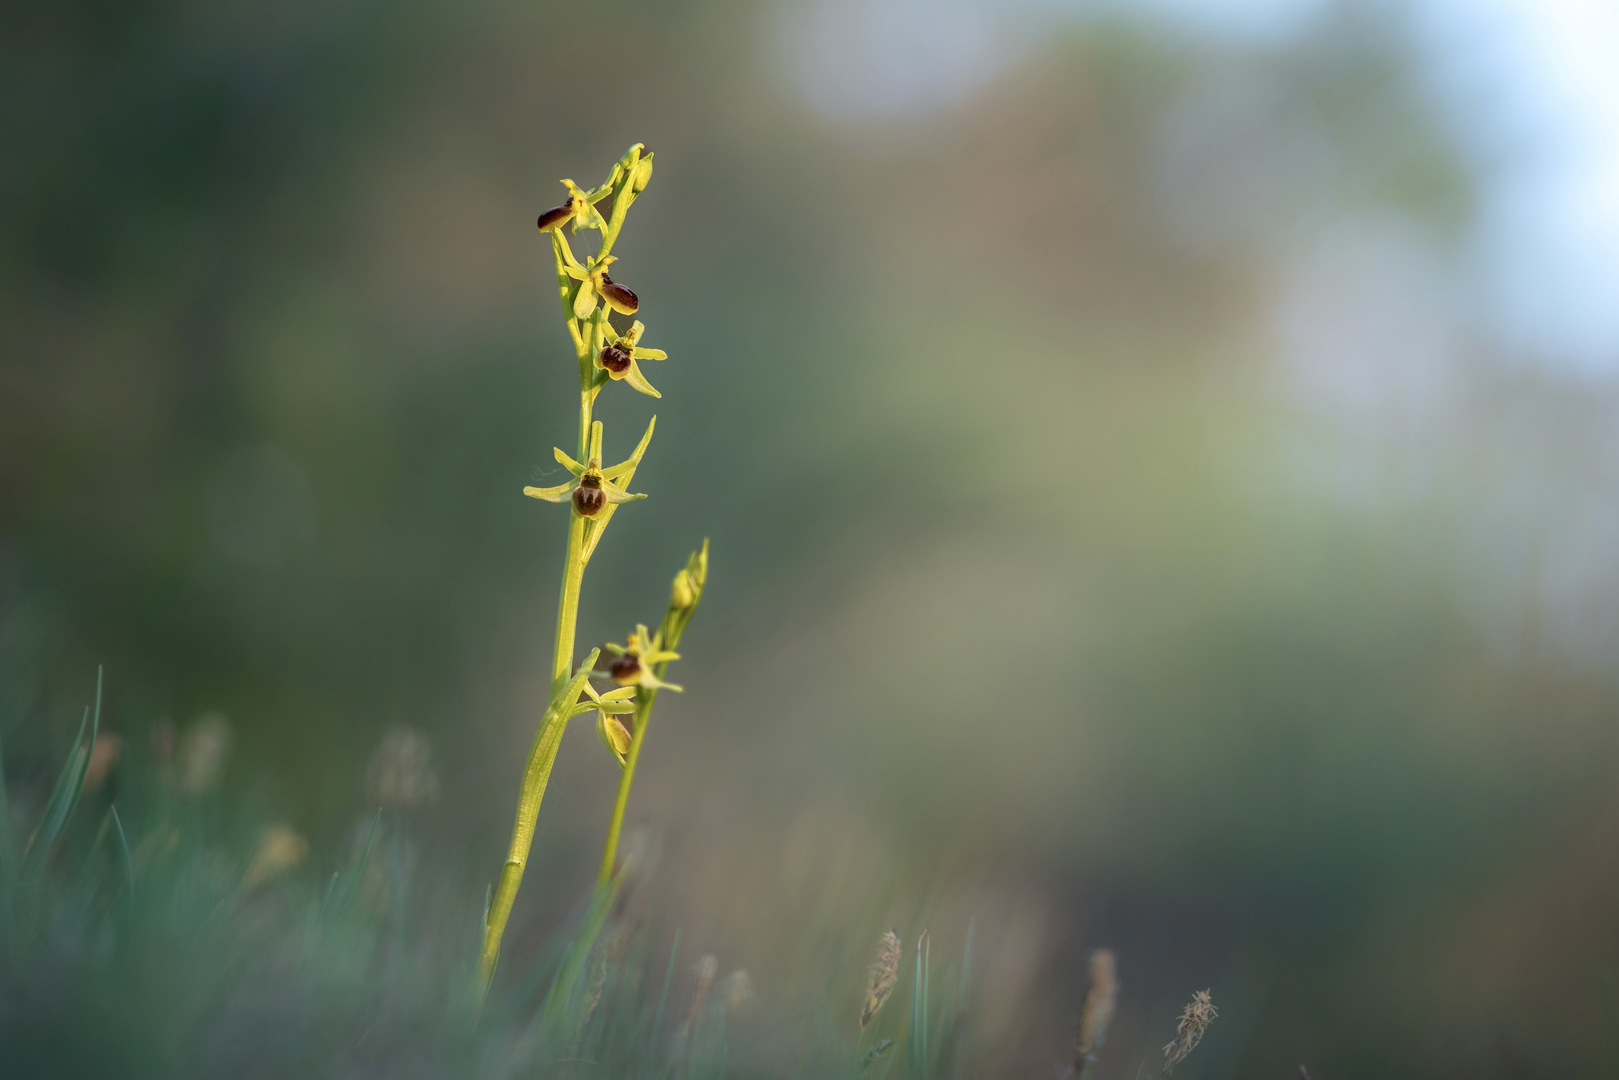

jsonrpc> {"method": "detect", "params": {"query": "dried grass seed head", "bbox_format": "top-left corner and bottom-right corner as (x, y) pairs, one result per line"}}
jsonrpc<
(861, 929), (902, 1028)
(1162, 989), (1217, 1074)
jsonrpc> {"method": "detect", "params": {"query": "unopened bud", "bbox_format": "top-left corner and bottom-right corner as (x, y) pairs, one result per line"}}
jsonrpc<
(573, 476), (607, 517)
(616, 143), (643, 178)
(537, 204), (572, 232)
(670, 569), (694, 609)
(599, 277), (639, 315)
(632, 153), (654, 193)
(597, 710), (633, 765)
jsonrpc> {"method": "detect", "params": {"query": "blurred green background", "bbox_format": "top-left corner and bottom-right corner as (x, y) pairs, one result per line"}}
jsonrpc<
(6, 0), (1619, 1075)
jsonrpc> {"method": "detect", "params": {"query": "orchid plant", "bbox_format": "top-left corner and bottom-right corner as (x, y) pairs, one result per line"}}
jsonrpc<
(478, 144), (709, 994)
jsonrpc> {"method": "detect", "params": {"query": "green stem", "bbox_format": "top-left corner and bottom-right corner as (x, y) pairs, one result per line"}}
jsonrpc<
(479, 656), (599, 991)
(594, 173), (635, 263)
(596, 688), (657, 889)
(483, 369), (594, 994)
(594, 538), (704, 887)
(552, 513), (585, 693)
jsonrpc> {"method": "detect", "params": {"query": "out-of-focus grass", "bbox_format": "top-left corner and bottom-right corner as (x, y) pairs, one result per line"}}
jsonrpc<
(0, 674), (1002, 1079)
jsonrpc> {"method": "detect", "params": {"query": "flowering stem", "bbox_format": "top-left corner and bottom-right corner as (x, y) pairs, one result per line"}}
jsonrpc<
(552, 512), (586, 692)
(482, 144), (662, 998)
(596, 689), (656, 889)
(479, 655), (600, 990)
(594, 545), (706, 888)
(483, 325), (597, 994)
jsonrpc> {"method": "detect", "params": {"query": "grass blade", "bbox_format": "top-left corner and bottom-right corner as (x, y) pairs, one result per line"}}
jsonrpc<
(0, 734), (14, 874)
(649, 928), (681, 1069)
(109, 804), (134, 897)
(23, 666), (103, 870)
(909, 930), (930, 1078)
(333, 808), (382, 919)
(0, 733), (16, 944)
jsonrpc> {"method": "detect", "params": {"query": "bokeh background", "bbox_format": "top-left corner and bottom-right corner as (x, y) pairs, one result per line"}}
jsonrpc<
(6, 0), (1619, 1075)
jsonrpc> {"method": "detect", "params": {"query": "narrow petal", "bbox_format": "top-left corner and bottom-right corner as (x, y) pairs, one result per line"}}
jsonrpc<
(632, 348), (667, 361)
(622, 361), (662, 399)
(600, 479), (646, 504)
(523, 483), (574, 502)
(553, 447), (586, 475)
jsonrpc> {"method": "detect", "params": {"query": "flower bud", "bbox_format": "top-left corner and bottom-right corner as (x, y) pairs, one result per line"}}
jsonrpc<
(632, 153), (654, 193)
(597, 710), (633, 765)
(573, 476), (607, 517)
(670, 569), (694, 609)
(616, 143), (643, 177)
(598, 342), (632, 374)
(599, 277), (639, 315)
(537, 204), (573, 232)
(609, 653), (642, 685)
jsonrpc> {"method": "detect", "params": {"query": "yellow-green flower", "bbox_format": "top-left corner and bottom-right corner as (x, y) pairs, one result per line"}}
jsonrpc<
(523, 423), (648, 518)
(594, 320), (667, 398)
(537, 178), (608, 234)
(602, 625), (682, 692)
(571, 680), (637, 767)
(562, 250), (638, 321)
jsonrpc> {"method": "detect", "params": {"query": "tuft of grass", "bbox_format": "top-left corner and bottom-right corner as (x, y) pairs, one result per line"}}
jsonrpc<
(2, 676), (999, 1080)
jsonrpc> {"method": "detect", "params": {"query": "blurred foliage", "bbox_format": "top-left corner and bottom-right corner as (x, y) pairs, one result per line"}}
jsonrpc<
(4, 0), (1619, 1077)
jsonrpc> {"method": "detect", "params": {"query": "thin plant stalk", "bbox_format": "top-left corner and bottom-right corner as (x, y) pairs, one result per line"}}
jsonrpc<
(596, 541), (708, 889)
(479, 143), (661, 993)
(481, 658), (601, 987)
(541, 543), (708, 1024)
